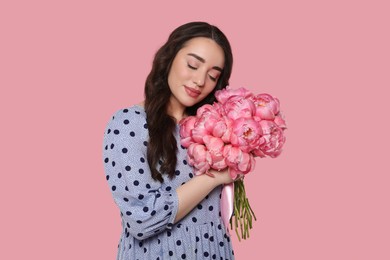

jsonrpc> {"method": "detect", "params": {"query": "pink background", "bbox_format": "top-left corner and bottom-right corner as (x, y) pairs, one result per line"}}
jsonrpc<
(1, 0), (389, 259)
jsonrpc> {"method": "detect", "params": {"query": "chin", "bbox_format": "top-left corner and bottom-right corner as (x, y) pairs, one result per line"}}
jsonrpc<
(182, 102), (197, 108)
(179, 98), (199, 108)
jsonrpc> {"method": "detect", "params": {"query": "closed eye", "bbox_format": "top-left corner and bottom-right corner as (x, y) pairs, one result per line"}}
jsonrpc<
(209, 75), (217, 81)
(187, 64), (197, 70)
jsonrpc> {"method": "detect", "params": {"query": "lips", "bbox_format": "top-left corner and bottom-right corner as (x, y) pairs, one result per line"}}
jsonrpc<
(184, 86), (201, 98)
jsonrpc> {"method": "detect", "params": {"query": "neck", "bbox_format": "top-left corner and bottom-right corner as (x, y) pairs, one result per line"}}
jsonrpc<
(168, 98), (186, 123)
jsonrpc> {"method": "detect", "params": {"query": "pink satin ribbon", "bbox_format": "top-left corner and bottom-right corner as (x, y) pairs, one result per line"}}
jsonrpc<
(220, 182), (234, 233)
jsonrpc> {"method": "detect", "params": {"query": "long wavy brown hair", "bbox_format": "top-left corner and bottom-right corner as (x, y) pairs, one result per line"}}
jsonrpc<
(144, 21), (233, 182)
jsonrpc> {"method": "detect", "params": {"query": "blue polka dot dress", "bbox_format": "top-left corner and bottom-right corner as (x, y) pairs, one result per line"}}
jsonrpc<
(102, 105), (235, 260)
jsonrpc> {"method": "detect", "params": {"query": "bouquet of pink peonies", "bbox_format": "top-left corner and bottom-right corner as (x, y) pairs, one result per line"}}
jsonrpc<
(179, 87), (287, 240)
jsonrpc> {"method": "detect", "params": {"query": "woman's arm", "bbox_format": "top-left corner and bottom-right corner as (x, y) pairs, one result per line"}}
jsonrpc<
(174, 168), (233, 223)
(103, 108), (179, 240)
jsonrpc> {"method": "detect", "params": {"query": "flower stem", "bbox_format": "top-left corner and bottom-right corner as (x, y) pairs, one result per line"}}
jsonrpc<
(229, 179), (257, 241)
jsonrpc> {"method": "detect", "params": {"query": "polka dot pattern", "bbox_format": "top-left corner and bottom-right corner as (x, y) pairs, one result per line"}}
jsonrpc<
(102, 105), (235, 259)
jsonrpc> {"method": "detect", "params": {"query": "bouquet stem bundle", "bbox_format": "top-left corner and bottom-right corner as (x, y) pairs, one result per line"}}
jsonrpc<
(230, 179), (257, 241)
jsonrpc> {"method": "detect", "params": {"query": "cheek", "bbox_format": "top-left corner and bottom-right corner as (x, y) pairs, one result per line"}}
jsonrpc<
(168, 66), (179, 86)
(169, 62), (191, 85)
(201, 83), (217, 98)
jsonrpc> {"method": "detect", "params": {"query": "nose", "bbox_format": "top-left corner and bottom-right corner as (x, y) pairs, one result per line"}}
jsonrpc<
(193, 70), (206, 87)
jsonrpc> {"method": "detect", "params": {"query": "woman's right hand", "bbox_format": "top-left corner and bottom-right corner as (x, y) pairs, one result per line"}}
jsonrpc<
(208, 168), (234, 185)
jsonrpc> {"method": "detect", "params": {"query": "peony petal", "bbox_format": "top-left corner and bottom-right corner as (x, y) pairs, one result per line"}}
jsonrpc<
(180, 136), (193, 148)
(229, 168), (239, 179)
(274, 115), (287, 129)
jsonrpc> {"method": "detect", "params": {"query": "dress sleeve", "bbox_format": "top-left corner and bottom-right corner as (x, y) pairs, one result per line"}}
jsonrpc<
(102, 108), (179, 240)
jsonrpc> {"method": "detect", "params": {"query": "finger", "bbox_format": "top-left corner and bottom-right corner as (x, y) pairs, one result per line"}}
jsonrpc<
(205, 171), (215, 178)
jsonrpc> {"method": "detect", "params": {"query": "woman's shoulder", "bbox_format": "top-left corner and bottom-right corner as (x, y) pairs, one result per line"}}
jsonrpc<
(110, 104), (146, 121)
(105, 104), (147, 131)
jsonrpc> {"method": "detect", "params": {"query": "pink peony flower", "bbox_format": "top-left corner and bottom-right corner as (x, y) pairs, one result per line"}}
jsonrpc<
(190, 104), (219, 143)
(203, 135), (227, 170)
(251, 93), (280, 120)
(215, 87), (254, 104)
(212, 118), (232, 142)
(253, 120), (286, 158)
(187, 143), (212, 175)
(224, 95), (256, 120)
(191, 104), (231, 144)
(211, 102), (233, 142)
(223, 145), (255, 179)
(179, 116), (197, 147)
(230, 117), (263, 153)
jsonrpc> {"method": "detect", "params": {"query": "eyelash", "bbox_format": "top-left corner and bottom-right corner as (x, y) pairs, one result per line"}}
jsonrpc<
(209, 75), (217, 82)
(187, 64), (197, 70)
(187, 64), (218, 82)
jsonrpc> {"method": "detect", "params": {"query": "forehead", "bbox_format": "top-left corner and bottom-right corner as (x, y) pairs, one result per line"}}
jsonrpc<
(179, 37), (225, 67)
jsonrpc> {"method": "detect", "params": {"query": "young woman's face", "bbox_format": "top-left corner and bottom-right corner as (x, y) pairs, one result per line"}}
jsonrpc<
(168, 37), (225, 111)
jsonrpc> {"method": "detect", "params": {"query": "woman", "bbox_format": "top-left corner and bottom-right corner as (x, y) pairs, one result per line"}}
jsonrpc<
(103, 21), (235, 259)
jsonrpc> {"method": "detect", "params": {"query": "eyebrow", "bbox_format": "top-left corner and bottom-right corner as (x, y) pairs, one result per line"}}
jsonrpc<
(187, 53), (223, 72)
